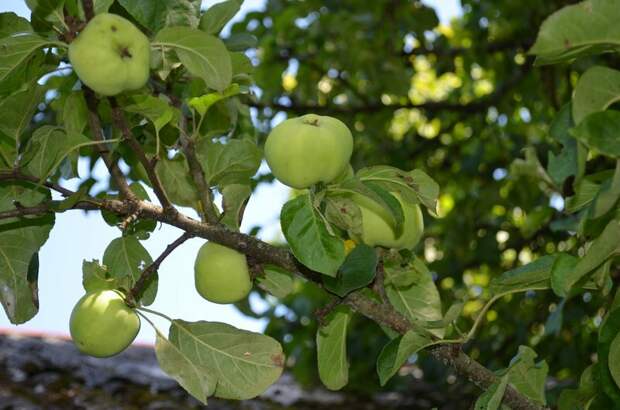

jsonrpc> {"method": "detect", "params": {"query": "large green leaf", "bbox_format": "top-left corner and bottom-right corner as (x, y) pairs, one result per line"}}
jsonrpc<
(474, 374), (509, 410)
(220, 183), (251, 230)
(168, 320), (284, 400)
(155, 154), (199, 208)
(20, 126), (91, 181)
(118, 0), (201, 33)
(316, 306), (351, 391)
(82, 259), (121, 292)
(557, 365), (597, 410)
(0, 182), (53, 324)
(102, 236), (157, 305)
(572, 110), (620, 157)
(384, 257), (443, 337)
(199, 0), (242, 34)
(0, 84), (44, 146)
(122, 94), (178, 145)
(323, 244), (377, 297)
(547, 104), (584, 186)
(505, 346), (548, 404)
(552, 219), (620, 296)
(155, 332), (210, 404)
(154, 27), (232, 91)
(195, 138), (261, 187)
(573, 66), (620, 124)
(0, 12), (31, 39)
(62, 91), (88, 136)
(529, 0), (620, 65)
(489, 255), (556, 295)
(280, 194), (345, 276)
(255, 265), (294, 298)
(0, 34), (58, 84)
(376, 330), (431, 386)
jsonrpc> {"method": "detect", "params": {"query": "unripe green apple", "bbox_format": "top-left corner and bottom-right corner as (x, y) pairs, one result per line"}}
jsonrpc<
(194, 242), (252, 304)
(264, 114), (353, 189)
(353, 193), (424, 249)
(70, 289), (140, 358)
(69, 13), (150, 96)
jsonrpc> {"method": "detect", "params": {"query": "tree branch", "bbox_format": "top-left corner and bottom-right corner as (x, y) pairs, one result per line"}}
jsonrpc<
(128, 232), (193, 305)
(169, 96), (219, 224)
(109, 98), (177, 215)
(0, 170), (74, 197)
(83, 88), (136, 201)
(249, 61), (531, 116)
(3, 171), (546, 409)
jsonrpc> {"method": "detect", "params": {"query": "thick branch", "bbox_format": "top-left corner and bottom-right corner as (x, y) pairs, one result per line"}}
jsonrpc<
(128, 232), (193, 304)
(109, 99), (176, 215)
(3, 173), (545, 409)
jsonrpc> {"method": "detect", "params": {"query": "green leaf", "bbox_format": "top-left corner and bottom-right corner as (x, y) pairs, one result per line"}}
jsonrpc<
(356, 166), (439, 214)
(199, 0), (242, 34)
(118, 0), (201, 33)
(21, 126), (91, 181)
(553, 219), (620, 296)
(154, 27), (232, 92)
(557, 365), (597, 410)
(255, 265), (294, 298)
(220, 183), (250, 230)
(155, 154), (199, 207)
(565, 177), (600, 214)
(316, 306), (351, 391)
(0, 182), (54, 324)
(572, 110), (620, 158)
(608, 333), (620, 390)
(505, 346), (548, 404)
(280, 194), (345, 276)
(63, 91), (89, 136)
(188, 84), (241, 116)
(0, 34), (59, 84)
(598, 307), (620, 401)
(547, 104), (582, 186)
(588, 161), (620, 220)
(510, 147), (555, 187)
(167, 320), (284, 400)
(82, 259), (121, 292)
(339, 177), (404, 234)
(323, 244), (377, 297)
(123, 94), (177, 143)
(490, 255), (557, 295)
(529, 0), (620, 65)
(573, 66), (620, 124)
(196, 138), (261, 187)
(102, 236), (157, 305)
(155, 332), (210, 404)
(226, 33), (258, 52)
(384, 257), (443, 337)
(324, 195), (363, 239)
(0, 13), (32, 39)
(474, 375), (509, 410)
(0, 84), (44, 146)
(376, 330), (431, 386)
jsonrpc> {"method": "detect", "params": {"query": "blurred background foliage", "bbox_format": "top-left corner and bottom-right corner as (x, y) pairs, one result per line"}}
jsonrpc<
(228, 0), (616, 403)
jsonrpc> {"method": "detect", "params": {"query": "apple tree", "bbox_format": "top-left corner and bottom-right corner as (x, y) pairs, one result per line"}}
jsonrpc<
(1, 0), (619, 408)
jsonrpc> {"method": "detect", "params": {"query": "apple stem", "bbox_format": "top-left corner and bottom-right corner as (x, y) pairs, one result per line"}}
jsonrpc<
(302, 118), (320, 127)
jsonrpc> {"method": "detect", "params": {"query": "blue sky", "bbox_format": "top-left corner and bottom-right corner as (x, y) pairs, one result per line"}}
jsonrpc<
(1, 0), (462, 343)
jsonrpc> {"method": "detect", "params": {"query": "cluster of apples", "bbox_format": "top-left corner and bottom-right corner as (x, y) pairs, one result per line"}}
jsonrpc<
(67, 13), (422, 358)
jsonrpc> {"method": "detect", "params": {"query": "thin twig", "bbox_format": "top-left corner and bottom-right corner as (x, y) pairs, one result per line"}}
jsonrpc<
(128, 232), (193, 305)
(170, 95), (218, 223)
(83, 88), (136, 201)
(109, 98), (177, 215)
(0, 170), (74, 197)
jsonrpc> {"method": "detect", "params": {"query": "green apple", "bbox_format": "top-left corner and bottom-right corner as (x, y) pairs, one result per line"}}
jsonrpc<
(264, 114), (353, 189)
(353, 192), (424, 249)
(70, 289), (140, 358)
(194, 242), (252, 304)
(69, 13), (150, 96)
